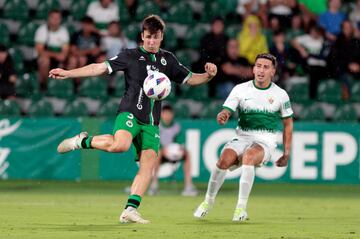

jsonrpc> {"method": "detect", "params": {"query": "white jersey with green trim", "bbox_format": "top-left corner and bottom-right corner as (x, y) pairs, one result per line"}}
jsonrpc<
(223, 80), (293, 147)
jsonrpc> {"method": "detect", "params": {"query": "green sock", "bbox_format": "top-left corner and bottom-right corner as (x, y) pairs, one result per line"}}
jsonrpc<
(125, 194), (142, 209)
(80, 136), (93, 149)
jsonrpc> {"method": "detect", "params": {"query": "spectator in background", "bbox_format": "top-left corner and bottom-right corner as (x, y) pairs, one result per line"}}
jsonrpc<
(218, 39), (253, 98)
(100, 21), (137, 59)
(196, 16), (228, 97)
(268, 0), (297, 29)
(264, 16), (281, 48)
(124, 0), (138, 19)
(270, 30), (295, 86)
(86, 0), (119, 33)
(285, 14), (304, 43)
(68, 17), (101, 70)
(35, 10), (69, 89)
(319, 0), (345, 41)
(328, 20), (360, 99)
(0, 45), (17, 99)
(148, 105), (198, 197)
(349, 0), (360, 38)
(236, 0), (268, 26)
(237, 15), (268, 65)
(292, 23), (329, 99)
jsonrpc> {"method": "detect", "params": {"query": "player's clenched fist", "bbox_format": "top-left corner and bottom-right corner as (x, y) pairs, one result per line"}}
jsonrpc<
(217, 109), (231, 125)
(204, 63), (217, 78)
(49, 68), (70, 80)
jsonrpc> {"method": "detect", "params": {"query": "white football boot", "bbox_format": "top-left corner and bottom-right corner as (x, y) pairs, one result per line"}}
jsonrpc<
(119, 209), (150, 224)
(193, 201), (212, 218)
(232, 207), (248, 222)
(57, 132), (88, 153)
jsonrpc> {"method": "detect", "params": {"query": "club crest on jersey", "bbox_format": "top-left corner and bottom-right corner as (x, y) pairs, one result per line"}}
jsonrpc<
(268, 97), (274, 104)
(161, 57), (167, 66)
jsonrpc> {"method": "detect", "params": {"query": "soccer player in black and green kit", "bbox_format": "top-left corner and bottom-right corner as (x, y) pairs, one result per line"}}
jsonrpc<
(49, 15), (217, 224)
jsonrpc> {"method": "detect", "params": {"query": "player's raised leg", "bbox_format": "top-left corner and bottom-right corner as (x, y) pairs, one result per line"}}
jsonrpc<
(233, 144), (264, 222)
(194, 148), (238, 218)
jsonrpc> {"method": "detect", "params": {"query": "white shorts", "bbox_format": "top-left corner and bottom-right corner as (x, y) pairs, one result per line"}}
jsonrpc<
(221, 136), (275, 169)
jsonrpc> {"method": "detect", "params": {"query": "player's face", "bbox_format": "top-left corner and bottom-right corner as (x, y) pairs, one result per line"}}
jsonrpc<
(253, 58), (275, 86)
(141, 30), (163, 53)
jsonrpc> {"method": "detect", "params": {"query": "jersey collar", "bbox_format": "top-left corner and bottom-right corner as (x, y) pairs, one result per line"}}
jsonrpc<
(252, 80), (272, 90)
(139, 46), (160, 54)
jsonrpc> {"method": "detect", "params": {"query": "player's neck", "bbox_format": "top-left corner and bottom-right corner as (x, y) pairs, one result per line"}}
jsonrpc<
(140, 46), (159, 54)
(253, 80), (271, 89)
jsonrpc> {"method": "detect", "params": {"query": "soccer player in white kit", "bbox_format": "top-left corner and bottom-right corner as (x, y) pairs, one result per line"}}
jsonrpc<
(194, 53), (293, 222)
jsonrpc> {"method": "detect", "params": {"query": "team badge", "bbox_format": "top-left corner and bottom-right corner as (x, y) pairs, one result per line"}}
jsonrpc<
(161, 57), (167, 66)
(268, 97), (274, 104)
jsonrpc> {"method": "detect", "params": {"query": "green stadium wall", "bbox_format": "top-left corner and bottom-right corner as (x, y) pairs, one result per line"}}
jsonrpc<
(0, 117), (359, 183)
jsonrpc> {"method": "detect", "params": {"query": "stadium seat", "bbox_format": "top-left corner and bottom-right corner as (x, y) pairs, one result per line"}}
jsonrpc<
(69, 0), (89, 21)
(35, 0), (61, 20)
(181, 84), (208, 101)
(47, 78), (74, 99)
(2, 0), (29, 21)
(174, 50), (192, 69)
(298, 103), (326, 121)
(350, 81), (360, 102)
(28, 99), (54, 117)
(332, 104), (358, 122)
(225, 25), (241, 39)
(97, 101), (118, 118)
(167, 2), (194, 25)
(123, 23), (141, 42)
(0, 99), (21, 117)
(113, 74), (126, 97)
(288, 82), (310, 103)
(17, 22), (39, 46)
(135, 1), (161, 21)
(317, 79), (342, 103)
(0, 23), (10, 47)
(201, 101), (223, 119)
(184, 25), (208, 49)
(15, 73), (40, 98)
(78, 76), (108, 100)
(62, 100), (89, 117)
(163, 27), (177, 50)
(173, 102), (191, 119)
(8, 48), (24, 73)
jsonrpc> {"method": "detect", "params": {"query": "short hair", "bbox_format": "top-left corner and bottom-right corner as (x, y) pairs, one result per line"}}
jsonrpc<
(0, 44), (7, 52)
(81, 16), (94, 24)
(142, 15), (165, 34)
(255, 53), (277, 69)
(48, 9), (62, 16)
(162, 104), (173, 112)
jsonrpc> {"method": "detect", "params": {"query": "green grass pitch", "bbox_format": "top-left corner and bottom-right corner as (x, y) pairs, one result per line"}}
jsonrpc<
(0, 181), (359, 239)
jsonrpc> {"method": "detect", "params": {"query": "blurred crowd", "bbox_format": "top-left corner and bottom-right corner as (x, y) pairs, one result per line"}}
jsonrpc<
(1, 0), (360, 109)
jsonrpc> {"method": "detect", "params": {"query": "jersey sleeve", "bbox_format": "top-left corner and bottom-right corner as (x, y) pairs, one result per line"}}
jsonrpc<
(105, 49), (129, 74)
(222, 85), (241, 113)
(167, 52), (191, 84)
(280, 90), (294, 118)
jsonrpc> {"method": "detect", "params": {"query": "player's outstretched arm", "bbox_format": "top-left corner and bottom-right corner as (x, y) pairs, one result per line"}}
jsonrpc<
(186, 63), (217, 86)
(276, 117), (293, 167)
(217, 109), (231, 125)
(49, 62), (108, 80)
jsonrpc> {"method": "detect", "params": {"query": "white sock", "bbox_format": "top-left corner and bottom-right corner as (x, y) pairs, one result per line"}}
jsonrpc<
(205, 165), (226, 205)
(237, 165), (255, 209)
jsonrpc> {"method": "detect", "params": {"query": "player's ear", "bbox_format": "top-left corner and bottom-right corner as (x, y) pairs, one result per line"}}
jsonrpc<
(141, 32), (145, 41)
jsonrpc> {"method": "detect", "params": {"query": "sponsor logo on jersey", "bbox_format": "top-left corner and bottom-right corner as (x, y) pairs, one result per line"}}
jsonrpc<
(161, 57), (167, 66)
(137, 88), (144, 110)
(139, 56), (145, 61)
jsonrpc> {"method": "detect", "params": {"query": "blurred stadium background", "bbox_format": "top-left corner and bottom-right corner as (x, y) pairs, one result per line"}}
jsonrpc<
(0, 0), (360, 238)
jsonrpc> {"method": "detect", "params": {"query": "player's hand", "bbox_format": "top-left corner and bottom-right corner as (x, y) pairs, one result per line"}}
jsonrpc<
(49, 68), (70, 80)
(204, 63), (217, 78)
(275, 154), (289, 167)
(217, 109), (230, 125)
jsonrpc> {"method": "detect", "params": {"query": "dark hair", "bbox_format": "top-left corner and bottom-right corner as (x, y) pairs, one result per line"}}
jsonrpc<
(142, 15), (165, 34)
(255, 53), (277, 68)
(81, 16), (94, 24)
(48, 9), (62, 16)
(0, 44), (7, 52)
(162, 104), (173, 111)
(211, 16), (224, 24)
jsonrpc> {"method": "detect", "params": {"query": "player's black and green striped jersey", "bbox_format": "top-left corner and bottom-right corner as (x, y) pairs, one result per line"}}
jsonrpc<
(106, 46), (191, 125)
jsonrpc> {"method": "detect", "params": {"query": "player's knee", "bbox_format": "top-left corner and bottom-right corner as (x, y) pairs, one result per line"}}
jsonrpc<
(242, 155), (254, 165)
(216, 160), (231, 170)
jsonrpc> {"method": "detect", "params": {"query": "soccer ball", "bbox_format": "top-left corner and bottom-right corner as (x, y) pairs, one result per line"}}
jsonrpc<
(143, 71), (171, 100)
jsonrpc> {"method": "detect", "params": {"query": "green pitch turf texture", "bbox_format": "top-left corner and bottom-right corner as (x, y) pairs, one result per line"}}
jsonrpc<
(0, 181), (359, 239)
